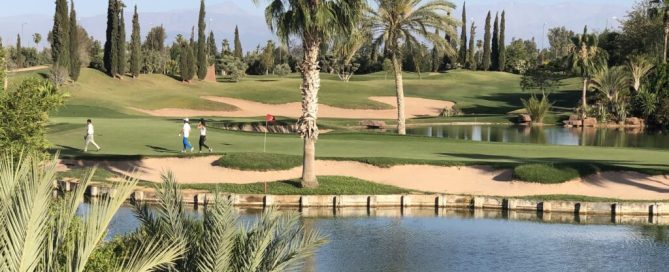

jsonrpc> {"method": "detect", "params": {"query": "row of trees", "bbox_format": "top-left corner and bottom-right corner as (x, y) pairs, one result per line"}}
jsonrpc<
(457, 4), (507, 71)
(51, 0), (82, 80)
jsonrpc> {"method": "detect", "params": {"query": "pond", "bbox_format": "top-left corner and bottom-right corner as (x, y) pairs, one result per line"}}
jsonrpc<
(400, 125), (669, 149)
(104, 205), (669, 272)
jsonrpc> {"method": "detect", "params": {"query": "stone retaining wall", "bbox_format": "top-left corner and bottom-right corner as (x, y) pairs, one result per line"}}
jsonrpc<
(58, 181), (669, 219)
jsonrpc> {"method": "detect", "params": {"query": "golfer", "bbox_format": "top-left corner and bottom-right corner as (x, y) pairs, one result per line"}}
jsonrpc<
(179, 118), (194, 152)
(197, 118), (213, 153)
(84, 119), (101, 152)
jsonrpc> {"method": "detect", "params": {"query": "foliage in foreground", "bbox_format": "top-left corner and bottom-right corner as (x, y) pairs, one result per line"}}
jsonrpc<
(0, 78), (63, 156)
(0, 153), (180, 272)
(129, 172), (327, 271)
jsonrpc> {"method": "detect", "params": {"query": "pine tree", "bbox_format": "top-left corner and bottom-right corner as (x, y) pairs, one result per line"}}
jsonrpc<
(467, 22), (476, 70)
(498, 10), (507, 72)
(69, 0), (81, 81)
(491, 12), (499, 71)
(233, 25), (243, 59)
(130, 5), (141, 78)
(196, 0), (207, 80)
(458, 2), (467, 66)
(51, 0), (69, 68)
(117, 6), (126, 76)
(482, 11), (492, 71)
(104, 0), (119, 76)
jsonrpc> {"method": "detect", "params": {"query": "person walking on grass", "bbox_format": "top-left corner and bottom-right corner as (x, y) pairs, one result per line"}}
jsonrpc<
(179, 118), (194, 153)
(84, 119), (101, 152)
(197, 118), (213, 153)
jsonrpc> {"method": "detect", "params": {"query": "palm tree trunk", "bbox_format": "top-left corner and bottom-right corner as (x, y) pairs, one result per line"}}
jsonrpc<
(581, 78), (588, 109)
(391, 53), (406, 135)
(298, 40), (321, 188)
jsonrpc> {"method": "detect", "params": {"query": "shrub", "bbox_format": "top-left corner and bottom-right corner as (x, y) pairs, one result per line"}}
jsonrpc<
(521, 95), (551, 123)
(221, 56), (248, 82)
(274, 63), (291, 77)
(439, 105), (463, 117)
(512, 163), (580, 184)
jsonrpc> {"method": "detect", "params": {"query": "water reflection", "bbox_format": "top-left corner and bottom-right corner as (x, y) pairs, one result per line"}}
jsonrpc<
(101, 205), (669, 272)
(404, 125), (669, 148)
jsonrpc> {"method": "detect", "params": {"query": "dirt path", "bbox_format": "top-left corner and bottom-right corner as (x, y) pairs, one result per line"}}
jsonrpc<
(58, 156), (669, 200)
(9, 65), (49, 73)
(131, 96), (454, 119)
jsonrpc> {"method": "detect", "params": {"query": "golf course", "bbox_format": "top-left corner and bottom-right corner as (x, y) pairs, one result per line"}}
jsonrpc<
(28, 67), (666, 201)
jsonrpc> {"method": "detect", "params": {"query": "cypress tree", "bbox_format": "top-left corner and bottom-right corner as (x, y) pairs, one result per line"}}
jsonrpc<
(197, 0), (207, 80)
(16, 34), (22, 68)
(467, 22), (476, 70)
(233, 25), (243, 59)
(458, 2), (467, 66)
(499, 10), (507, 71)
(104, 0), (118, 76)
(69, 0), (81, 81)
(482, 11), (492, 71)
(130, 5), (141, 78)
(0, 39), (5, 91)
(491, 12), (499, 71)
(207, 30), (218, 64)
(51, 0), (69, 68)
(180, 41), (191, 82)
(117, 6), (126, 76)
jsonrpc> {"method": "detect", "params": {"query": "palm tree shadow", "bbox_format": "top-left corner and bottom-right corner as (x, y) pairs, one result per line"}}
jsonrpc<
(146, 145), (175, 153)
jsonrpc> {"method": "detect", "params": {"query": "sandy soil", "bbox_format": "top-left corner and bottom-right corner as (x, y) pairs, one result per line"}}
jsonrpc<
(58, 156), (669, 200)
(132, 96), (454, 119)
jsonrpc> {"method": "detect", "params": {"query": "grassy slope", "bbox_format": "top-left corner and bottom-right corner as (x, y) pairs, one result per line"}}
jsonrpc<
(25, 68), (581, 117)
(48, 117), (669, 173)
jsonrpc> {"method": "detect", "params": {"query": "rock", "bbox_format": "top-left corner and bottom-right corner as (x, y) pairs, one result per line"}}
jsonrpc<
(569, 114), (580, 121)
(625, 117), (643, 127)
(583, 117), (597, 127)
(359, 120), (387, 129)
(518, 114), (532, 123)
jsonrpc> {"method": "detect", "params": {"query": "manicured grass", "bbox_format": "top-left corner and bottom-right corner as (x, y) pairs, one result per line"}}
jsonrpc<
(512, 164), (581, 184)
(57, 167), (119, 182)
(9, 68), (582, 118)
(517, 194), (669, 203)
(47, 117), (669, 176)
(216, 153), (302, 171)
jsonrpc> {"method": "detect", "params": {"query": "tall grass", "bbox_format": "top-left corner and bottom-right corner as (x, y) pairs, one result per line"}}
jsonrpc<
(521, 95), (552, 124)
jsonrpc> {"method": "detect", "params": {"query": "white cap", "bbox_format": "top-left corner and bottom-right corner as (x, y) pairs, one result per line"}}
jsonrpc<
(184, 118), (189, 122)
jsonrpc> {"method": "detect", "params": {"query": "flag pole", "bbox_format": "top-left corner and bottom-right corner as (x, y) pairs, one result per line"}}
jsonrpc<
(263, 119), (267, 153)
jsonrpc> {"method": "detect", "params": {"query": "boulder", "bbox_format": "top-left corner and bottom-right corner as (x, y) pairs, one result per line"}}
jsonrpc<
(568, 114), (580, 121)
(625, 117), (643, 127)
(583, 117), (597, 127)
(518, 114), (532, 123)
(359, 120), (387, 129)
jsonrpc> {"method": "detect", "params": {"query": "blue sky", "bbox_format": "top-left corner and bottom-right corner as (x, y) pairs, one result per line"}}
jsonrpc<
(1, 0), (636, 49)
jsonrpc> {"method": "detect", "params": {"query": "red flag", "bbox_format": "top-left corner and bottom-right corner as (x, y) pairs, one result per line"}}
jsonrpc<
(265, 114), (275, 123)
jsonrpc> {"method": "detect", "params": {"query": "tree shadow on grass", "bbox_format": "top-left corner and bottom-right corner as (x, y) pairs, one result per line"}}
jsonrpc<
(438, 152), (669, 193)
(146, 145), (175, 153)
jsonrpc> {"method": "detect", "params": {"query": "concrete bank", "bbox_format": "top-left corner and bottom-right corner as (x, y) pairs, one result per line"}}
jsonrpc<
(61, 182), (669, 222)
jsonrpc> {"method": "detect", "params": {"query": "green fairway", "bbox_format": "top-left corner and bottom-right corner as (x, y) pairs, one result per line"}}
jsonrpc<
(15, 68), (582, 118)
(48, 116), (669, 174)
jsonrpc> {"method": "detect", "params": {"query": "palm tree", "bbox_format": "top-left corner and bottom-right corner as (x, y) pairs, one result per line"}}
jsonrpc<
(255, 0), (366, 188)
(568, 26), (607, 111)
(0, 153), (182, 272)
(132, 172), (326, 271)
(590, 66), (630, 121)
(627, 55), (654, 92)
(368, 0), (458, 134)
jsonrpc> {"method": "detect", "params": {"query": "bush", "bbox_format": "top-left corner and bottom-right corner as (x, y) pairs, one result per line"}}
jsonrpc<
(0, 78), (63, 154)
(221, 56), (247, 82)
(439, 105), (463, 117)
(512, 163), (580, 184)
(521, 95), (551, 123)
(274, 63), (291, 77)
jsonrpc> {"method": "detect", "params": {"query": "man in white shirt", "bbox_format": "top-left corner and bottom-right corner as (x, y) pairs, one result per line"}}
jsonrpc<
(84, 119), (101, 152)
(179, 118), (194, 152)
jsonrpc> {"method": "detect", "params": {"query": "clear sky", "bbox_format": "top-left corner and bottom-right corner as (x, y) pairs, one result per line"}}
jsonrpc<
(1, 0), (636, 49)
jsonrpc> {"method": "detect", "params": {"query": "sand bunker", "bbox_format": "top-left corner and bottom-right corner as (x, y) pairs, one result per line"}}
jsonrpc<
(58, 156), (669, 200)
(132, 96), (454, 119)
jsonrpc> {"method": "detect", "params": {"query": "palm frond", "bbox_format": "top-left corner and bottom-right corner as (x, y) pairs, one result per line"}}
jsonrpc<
(115, 236), (185, 272)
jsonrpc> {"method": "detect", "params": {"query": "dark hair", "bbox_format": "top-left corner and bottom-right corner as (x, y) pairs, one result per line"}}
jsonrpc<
(200, 118), (206, 126)
(87, 119), (92, 123)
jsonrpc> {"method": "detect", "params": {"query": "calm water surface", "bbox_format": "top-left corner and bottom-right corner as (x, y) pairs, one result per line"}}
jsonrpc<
(103, 205), (669, 272)
(401, 125), (669, 149)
